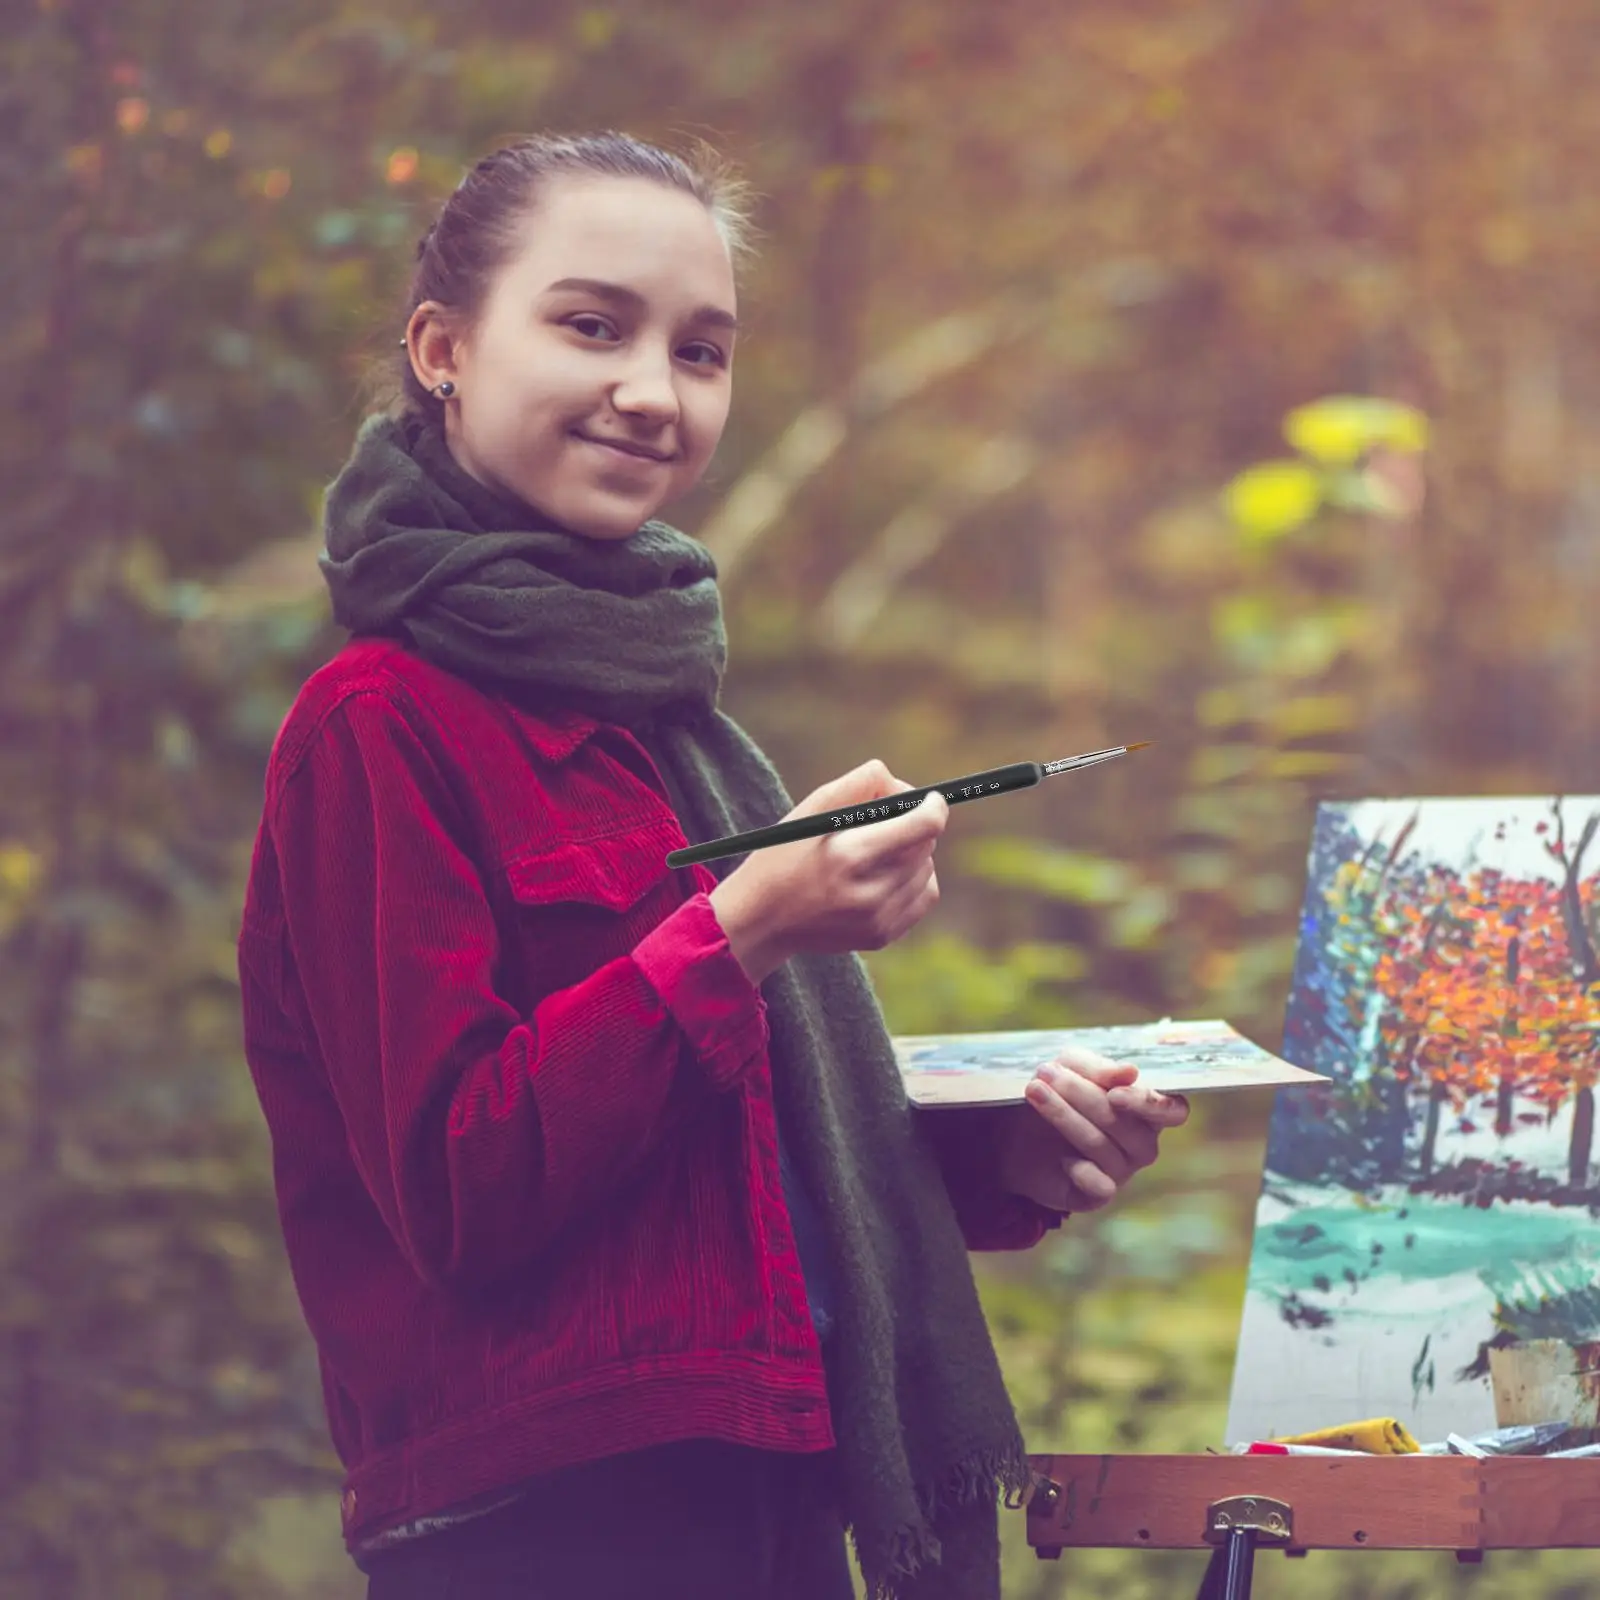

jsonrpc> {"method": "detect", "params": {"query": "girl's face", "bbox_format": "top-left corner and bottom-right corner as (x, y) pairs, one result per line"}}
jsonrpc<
(413, 175), (738, 541)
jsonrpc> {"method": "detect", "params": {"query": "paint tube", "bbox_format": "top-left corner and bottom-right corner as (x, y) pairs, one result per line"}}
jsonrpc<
(1419, 1422), (1587, 1456)
(1274, 1417), (1421, 1454)
(1233, 1442), (1370, 1456)
(1458, 1421), (1573, 1455)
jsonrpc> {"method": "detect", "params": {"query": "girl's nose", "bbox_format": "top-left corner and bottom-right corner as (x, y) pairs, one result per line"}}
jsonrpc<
(611, 348), (680, 422)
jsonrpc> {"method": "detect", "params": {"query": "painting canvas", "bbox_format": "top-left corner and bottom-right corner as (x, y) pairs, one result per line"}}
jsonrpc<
(894, 1019), (1324, 1109)
(1227, 796), (1600, 1446)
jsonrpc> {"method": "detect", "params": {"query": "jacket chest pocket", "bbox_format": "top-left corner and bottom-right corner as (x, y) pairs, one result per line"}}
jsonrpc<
(497, 814), (689, 1005)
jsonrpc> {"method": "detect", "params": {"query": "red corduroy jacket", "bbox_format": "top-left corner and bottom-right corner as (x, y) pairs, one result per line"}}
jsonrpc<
(237, 638), (1057, 1555)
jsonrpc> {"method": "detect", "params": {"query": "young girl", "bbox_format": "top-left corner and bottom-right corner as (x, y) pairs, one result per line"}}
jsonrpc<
(237, 132), (1188, 1600)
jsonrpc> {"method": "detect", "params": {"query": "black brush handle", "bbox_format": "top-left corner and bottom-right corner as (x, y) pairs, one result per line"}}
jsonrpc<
(665, 762), (1043, 869)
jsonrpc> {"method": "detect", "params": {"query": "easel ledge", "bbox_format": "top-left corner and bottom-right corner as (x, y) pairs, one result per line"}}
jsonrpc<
(1023, 1453), (1600, 1590)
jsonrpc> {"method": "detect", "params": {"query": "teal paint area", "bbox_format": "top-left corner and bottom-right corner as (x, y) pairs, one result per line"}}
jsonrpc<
(1254, 1185), (1600, 1307)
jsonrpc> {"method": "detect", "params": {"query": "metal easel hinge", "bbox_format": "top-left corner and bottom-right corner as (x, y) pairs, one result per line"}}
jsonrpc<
(1006, 1471), (1061, 1513)
(1204, 1494), (1294, 1546)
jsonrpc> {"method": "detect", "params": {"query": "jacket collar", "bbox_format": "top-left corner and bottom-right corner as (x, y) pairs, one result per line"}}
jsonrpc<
(520, 709), (600, 764)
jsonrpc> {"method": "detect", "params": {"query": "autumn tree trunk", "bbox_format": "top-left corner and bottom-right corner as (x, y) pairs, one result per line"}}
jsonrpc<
(1571, 1089), (1595, 1189)
(1496, 931), (1520, 1138)
(1550, 811), (1600, 1184)
(1394, 898), (1448, 1180)
(1494, 1070), (1516, 1139)
(1419, 1079), (1449, 1178)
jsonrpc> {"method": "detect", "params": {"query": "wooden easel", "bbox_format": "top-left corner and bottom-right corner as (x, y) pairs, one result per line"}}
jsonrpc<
(1015, 1453), (1600, 1599)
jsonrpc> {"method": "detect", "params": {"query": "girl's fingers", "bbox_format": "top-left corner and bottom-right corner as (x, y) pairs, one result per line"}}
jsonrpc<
(1056, 1050), (1190, 1132)
(1107, 1085), (1191, 1128)
(1023, 1077), (1135, 1184)
(1050, 1046), (1139, 1093)
(1064, 1159), (1118, 1208)
(1023, 1051), (1186, 1200)
(1040, 1063), (1167, 1168)
(1110, 1110), (1162, 1169)
(1040, 1058), (1133, 1131)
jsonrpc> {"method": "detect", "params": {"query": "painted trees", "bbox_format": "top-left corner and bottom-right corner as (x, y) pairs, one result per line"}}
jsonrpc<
(1372, 805), (1600, 1188)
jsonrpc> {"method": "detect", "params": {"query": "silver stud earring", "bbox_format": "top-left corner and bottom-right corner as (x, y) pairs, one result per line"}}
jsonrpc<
(432, 380), (456, 399)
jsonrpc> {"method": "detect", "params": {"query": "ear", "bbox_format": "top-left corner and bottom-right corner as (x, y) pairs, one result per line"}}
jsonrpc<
(406, 301), (462, 393)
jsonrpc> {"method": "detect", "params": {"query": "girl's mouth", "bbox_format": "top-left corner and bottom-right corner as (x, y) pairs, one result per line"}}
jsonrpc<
(574, 432), (674, 464)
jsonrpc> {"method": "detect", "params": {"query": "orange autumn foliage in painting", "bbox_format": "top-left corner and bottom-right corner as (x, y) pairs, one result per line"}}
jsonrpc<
(1374, 871), (1600, 1113)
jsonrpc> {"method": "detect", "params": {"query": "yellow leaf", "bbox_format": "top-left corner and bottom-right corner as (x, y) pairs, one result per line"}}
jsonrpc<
(1283, 396), (1430, 464)
(1220, 460), (1323, 541)
(1266, 750), (1354, 780)
(1190, 742), (1258, 785)
(1196, 686), (1257, 728)
(1268, 693), (1362, 740)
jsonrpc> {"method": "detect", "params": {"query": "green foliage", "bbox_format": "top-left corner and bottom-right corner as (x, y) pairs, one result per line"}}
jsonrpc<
(868, 933), (1088, 1034)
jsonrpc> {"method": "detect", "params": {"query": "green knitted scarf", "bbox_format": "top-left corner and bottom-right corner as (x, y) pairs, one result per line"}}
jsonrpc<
(319, 412), (1029, 1600)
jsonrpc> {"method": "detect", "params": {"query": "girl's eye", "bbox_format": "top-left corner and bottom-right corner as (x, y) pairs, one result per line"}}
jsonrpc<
(680, 342), (728, 369)
(567, 314), (620, 342)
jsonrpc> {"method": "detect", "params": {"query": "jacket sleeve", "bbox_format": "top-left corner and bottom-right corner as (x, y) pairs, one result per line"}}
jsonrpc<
(918, 1107), (1065, 1251)
(266, 687), (770, 1293)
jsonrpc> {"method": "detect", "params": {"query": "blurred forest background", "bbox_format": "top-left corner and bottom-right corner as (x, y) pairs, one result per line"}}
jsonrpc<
(6, 0), (1600, 1595)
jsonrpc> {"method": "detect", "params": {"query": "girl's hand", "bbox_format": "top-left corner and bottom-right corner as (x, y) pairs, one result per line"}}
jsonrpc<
(708, 760), (948, 983)
(996, 1046), (1190, 1214)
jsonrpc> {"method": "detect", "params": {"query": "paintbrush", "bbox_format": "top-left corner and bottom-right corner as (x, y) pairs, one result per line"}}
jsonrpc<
(665, 742), (1152, 868)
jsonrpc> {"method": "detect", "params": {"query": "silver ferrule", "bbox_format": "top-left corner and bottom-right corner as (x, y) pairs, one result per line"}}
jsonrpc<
(1043, 747), (1125, 775)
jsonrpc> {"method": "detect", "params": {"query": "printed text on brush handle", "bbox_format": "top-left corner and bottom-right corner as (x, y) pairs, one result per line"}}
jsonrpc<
(826, 762), (1040, 829)
(664, 763), (1041, 867)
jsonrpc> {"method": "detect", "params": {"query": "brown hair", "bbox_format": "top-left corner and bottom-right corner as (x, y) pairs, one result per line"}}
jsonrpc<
(382, 131), (754, 420)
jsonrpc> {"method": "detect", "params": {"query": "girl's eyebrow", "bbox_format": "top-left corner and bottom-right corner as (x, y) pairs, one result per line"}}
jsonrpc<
(544, 275), (739, 333)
